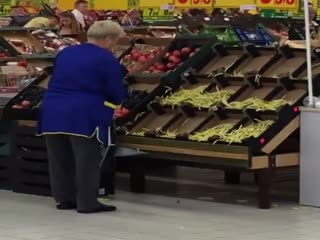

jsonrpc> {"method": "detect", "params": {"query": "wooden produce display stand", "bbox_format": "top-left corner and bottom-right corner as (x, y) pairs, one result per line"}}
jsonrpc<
(117, 43), (320, 209)
(0, 30), (315, 208)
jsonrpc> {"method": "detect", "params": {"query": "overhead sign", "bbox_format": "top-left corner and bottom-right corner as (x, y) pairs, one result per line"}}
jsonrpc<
(140, 0), (174, 8)
(0, 0), (12, 16)
(256, 0), (299, 9)
(142, 7), (174, 20)
(94, 0), (128, 10)
(175, 0), (213, 8)
(214, 0), (255, 8)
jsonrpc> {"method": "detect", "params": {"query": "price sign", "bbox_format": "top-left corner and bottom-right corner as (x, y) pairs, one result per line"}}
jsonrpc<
(94, 0), (128, 10)
(142, 7), (174, 20)
(140, 0), (174, 7)
(175, 0), (213, 8)
(0, 0), (11, 16)
(256, 0), (299, 9)
(0, 4), (10, 15)
(214, 0), (255, 8)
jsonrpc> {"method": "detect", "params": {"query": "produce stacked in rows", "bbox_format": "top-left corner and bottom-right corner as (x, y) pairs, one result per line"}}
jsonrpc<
(121, 46), (163, 73)
(160, 86), (234, 108)
(32, 30), (80, 53)
(145, 47), (200, 74)
(10, 86), (46, 109)
(8, 39), (35, 54)
(130, 120), (274, 144)
(189, 120), (274, 143)
(223, 97), (291, 111)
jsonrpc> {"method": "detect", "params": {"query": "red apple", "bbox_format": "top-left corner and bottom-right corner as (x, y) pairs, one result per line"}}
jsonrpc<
(148, 66), (156, 71)
(166, 62), (176, 70)
(17, 61), (28, 68)
(172, 50), (181, 57)
(169, 56), (181, 64)
(156, 64), (166, 72)
(21, 100), (31, 108)
(138, 56), (148, 64)
(181, 47), (192, 55)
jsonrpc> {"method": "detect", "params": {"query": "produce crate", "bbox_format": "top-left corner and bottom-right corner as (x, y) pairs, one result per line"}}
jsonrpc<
(262, 46), (307, 79)
(133, 37), (213, 83)
(25, 55), (55, 70)
(116, 75), (168, 126)
(0, 28), (47, 55)
(190, 44), (246, 77)
(124, 26), (177, 38)
(233, 25), (276, 46)
(0, 36), (20, 60)
(122, 37), (173, 74)
(3, 69), (51, 120)
(227, 45), (278, 76)
(31, 30), (80, 54)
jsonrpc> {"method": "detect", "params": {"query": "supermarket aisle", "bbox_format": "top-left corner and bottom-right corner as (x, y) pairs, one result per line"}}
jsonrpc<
(0, 190), (320, 240)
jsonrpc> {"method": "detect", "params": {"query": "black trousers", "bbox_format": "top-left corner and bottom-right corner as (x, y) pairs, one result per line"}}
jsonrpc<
(45, 134), (103, 211)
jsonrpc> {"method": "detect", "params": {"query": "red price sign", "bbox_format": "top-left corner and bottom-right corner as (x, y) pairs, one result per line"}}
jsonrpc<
(175, 0), (212, 8)
(256, 0), (298, 9)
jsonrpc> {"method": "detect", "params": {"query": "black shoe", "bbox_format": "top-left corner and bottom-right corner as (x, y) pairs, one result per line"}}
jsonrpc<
(77, 204), (117, 214)
(57, 202), (77, 210)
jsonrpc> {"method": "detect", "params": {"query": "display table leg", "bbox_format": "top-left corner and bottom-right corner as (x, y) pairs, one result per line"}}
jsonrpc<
(257, 168), (272, 209)
(224, 170), (241, 184)
(130, 160), (145, 193)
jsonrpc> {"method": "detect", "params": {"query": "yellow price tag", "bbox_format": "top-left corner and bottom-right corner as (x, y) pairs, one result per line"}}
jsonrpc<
(142, 8), (174, 20)
(0, 4), (11, 15)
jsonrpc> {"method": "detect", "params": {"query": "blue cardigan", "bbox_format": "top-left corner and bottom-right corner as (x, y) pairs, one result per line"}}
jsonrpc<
(38, 43), (125, 144)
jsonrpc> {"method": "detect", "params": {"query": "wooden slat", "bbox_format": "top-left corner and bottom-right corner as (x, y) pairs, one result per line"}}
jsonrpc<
(261, 116), (300, 154)
(118, 143), (249, 160)
(251, 153), (299, 169)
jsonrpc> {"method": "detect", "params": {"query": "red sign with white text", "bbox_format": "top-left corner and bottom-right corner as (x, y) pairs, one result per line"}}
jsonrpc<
(256, 0), (299, 9)
(175, 0), (212, 8)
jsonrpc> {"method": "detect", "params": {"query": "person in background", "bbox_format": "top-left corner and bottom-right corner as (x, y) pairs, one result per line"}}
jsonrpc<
(59, 11), (82, 36)
(24, 15), (59, 28)
(72, 0), (88, 29)
(38, 20), (126, 214)
(120, 9), (140, 26)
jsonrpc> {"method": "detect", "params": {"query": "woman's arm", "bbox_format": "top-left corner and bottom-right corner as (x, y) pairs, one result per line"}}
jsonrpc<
(100, 56), (125, 107)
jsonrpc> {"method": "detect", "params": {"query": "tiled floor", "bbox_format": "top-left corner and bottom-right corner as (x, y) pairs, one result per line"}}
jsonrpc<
(0, 189), (320, 240)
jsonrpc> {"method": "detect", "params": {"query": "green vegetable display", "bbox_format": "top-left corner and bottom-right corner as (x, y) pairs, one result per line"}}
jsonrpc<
(223, 97), (290, 111)
(160, 86), (235, 108)
(189, 123), (234, 142)
(220, 120), (274, 144)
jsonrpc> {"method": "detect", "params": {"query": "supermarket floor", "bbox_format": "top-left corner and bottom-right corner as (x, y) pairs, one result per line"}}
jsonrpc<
(0, 167), (319, 240)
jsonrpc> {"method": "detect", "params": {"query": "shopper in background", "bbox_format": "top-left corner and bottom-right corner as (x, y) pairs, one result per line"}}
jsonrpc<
(120, 9), (140, 26)
(38, 20), (125, 214)
(59, 11), (83, 36)
(72, 0), (88, 29)
(24, 15), (59, 28)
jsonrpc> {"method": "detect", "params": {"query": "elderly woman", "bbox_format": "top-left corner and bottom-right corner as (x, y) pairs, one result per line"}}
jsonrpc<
(38, 20), (125, 214)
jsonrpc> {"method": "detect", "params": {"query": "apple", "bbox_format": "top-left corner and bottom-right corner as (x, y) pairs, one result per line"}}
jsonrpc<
(21, 100), (31, 108)
(181, 47), (192, 55)
(166, 62), (176, 70)
(172, 50), (181, 57)
(169, 56), (181, 64)
(138, 56), (148, 64)
(17, 61), (28, 68)
(156, 64), (166, 71)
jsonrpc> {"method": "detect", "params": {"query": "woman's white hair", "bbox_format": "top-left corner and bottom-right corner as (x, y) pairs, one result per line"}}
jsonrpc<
(87, 20), (125, 39)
